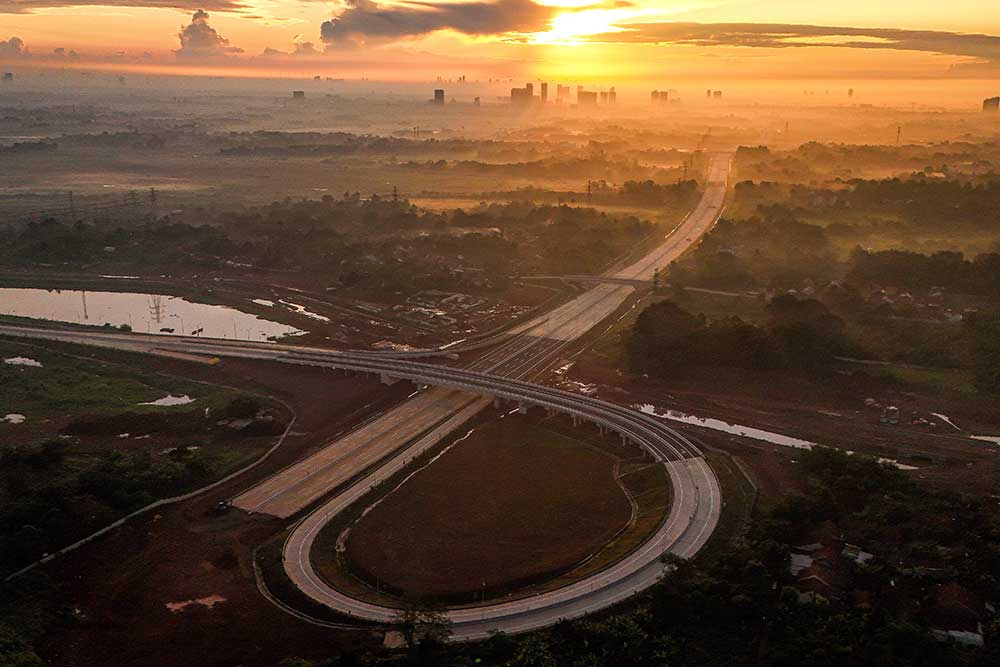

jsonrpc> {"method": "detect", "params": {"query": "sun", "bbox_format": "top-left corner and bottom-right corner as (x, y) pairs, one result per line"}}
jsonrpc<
(532, 7), (643, 44)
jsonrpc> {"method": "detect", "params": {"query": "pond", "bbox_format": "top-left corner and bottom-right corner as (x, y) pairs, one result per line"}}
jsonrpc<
(0, 287), (304, 341)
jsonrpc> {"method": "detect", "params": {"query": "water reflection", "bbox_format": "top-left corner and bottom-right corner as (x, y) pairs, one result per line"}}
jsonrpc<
(0, 287), (304, 341)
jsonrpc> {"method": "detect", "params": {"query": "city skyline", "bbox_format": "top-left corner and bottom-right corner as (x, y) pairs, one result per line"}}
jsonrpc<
(1, 0), (1000, 87)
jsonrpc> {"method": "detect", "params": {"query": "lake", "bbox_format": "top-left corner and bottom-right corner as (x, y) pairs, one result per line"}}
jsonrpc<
(0, 287), (304, 341)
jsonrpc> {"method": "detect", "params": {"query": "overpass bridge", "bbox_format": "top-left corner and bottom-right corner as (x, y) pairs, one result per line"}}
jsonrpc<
(0, 323), (721, 640)
(0, 153), (733, 639)
(518, 274), (656, 287)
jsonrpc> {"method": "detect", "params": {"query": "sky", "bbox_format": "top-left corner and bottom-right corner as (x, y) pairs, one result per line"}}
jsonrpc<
(1, 1), (1000, 84)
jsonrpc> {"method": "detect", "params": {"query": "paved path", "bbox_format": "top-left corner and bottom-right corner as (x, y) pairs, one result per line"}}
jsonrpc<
(0, 153), (731, 639)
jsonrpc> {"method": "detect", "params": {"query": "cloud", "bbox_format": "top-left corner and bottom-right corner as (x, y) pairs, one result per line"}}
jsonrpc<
(320, 0), (556, 46)
(0, 36), (82, 61)
(0, 36), (24, 58)
(0, 0), (246, 12)
(52, 46), (80, 59)
(260, 39), (320, 57)
(175, 9), (243, 58)
(293, 41), (319, 55)
(586, 22), (1000, 64)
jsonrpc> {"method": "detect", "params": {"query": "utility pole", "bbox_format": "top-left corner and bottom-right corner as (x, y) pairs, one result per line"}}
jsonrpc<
(148, 296), (164, 324)
(896, 125), (901, 145)
(392, 185), (399, 203)
(586, 180), (592, 201)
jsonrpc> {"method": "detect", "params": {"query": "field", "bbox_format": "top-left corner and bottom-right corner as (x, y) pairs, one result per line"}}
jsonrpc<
(312, 411), (670, 605)
(2, 349), (402, 667)
(0, 337), (235, 424)
(0, 336), (298, 576)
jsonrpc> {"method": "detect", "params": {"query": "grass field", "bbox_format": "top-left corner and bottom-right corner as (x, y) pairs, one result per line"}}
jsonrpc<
(312, 411), (672, 605)
(0, 337), (286, 576)
(0, 337), (235, 421)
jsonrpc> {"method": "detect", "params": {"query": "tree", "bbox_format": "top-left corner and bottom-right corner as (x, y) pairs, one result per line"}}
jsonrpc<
(968, 311), (1000, 392)
(627, 300), (704, 372)
(393, 608), (452, 648)
(224, 395), (261, 419)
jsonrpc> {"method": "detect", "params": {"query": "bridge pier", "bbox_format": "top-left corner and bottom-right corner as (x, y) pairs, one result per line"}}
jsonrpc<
(517, 401), (530, 414)
(379, 373), (399, 386)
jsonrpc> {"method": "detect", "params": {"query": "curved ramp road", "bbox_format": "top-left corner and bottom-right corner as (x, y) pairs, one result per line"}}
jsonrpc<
(229, 153), (731, 519)
(0, 324), (722, 639)
(0, 153), (731, 639)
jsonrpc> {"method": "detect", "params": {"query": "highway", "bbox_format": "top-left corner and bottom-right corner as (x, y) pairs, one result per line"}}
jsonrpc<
(0, 322), (721, 640)
(506, 155), (729, 342)
(0, 152), (731, 639)
(228, 153), (730, 518)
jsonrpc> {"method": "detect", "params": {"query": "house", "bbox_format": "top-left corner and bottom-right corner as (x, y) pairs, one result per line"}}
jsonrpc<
(842, 543), (875, 565)
(790, 541), (843, 602)
(789, 526), (877, 604)
(926, 582), (992, 647)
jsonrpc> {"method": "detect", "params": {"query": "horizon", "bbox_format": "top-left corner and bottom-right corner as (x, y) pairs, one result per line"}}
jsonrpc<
(2, 1), (1000, 91)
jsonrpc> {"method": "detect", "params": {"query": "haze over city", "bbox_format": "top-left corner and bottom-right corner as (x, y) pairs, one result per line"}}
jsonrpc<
(1, 1), (999, 92)
(1, 1), (999, 666)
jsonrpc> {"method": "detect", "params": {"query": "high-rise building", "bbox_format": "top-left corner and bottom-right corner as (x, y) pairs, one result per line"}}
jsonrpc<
(473, 96), (481, 107)
(713, 90), (723, 99)
(651, 90), (660, 103)
(599, 91), (608, 104)
(984, 97), (1000, 113)
(556, 84), (570, 102)
(608, 86), (617, 104)
(433, 88), (445, 104)
(577, 90), (598, 105)
(525, 82), (533, 97)
(540, 82), (548, 102)
(510, 83), (534, 106)
(292, 90), (305, 99)
(848, 88), (855, 98)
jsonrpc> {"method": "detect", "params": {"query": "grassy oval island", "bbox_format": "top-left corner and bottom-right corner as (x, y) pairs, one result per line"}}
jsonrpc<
(310, 410), (672, 607)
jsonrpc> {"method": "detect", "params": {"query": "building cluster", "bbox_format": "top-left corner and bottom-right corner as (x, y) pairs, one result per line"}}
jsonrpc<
(984, 96), (1000, 113)
(508, 82), (615, 108)
(650, 89), (679, 105)
(706, 89), (723, 99)
(510, 81), (534, 105)
(789, 523), (995, 647)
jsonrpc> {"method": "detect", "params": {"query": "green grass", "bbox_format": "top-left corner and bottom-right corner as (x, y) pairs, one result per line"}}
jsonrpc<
(0, 337), (286, 577)
(875, 364), (978, 395)
(309, 411), (672, 607)
(0, 338), (233, 420)
(692, 449), (758, 563)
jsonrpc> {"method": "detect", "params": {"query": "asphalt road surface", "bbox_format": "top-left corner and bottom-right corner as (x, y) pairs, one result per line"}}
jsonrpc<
(233, 153), (731, 517)
(0, 153), (730, 639)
